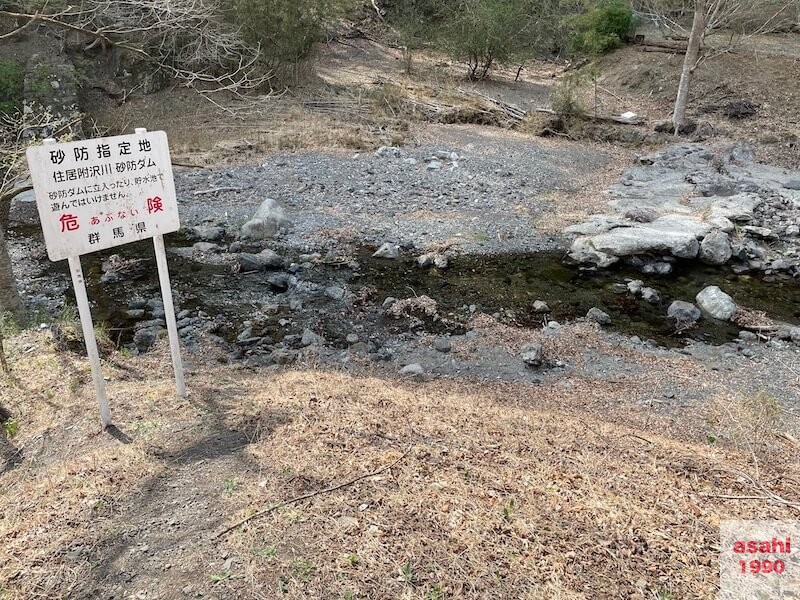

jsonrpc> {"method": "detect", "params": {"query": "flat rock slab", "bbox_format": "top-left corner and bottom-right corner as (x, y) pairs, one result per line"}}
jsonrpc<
(589, 227), (700, 259)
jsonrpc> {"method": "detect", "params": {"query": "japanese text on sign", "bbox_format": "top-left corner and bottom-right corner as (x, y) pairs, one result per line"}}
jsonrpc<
(27, 131), (180, 261)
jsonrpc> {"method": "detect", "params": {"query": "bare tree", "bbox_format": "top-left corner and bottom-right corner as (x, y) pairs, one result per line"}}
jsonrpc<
(634, 0), (799, 132)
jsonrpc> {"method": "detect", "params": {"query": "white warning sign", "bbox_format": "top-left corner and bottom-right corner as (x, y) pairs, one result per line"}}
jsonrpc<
(26, 130), (180, 261)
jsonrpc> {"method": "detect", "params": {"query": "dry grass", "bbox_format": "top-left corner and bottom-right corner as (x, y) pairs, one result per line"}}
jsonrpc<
(1, 329), (799, 599)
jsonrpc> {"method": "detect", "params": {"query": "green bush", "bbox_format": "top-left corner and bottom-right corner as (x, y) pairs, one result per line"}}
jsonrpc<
(0, 59), (24, 116)
(567, 0), (634, 55)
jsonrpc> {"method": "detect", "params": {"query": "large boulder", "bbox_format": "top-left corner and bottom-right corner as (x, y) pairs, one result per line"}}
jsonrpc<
(699, 230), (733, 265)
(695, 286), (737, 321)
(241, 198), (291, 240)
(589, 227), (700, 259)
(567, 237), (618, 267)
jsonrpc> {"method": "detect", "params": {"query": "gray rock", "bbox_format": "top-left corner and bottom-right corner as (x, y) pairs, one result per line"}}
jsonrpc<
(237, 249), (284, 271)
(532, 300), (550, 313)
(301, 328), (323, 347)
(9, 185), (38, 225)
(741, 225), (777, 240)
(784, 180), (800, 191)
(434, 337), (452, 353)
(738, 331), (758, 343)
(564, 215), (626, 235)
(192, 242), (222, 253)
(417, 254), (434, 267)
(708, 194), (759, 222)
(241, 198), (291, 239)
(641, 287), (661, 303)
(399, 363), (424, 376)
(426, 160), (442, 171)
(667, 300), (701, 323)
(695, 286), (737, 320)
(521, 342), (544, 367)
(567, 237), (619, 267)
(190, 225), (225, 242)
(790, 328), (800, 344)
(372, 243), (400, 259)
(706, 216), (735, 233)
(589, 227), (700, 259)
(375, 146), (404, 158)
(325, 286), (345, 301)
(133, 328), (158, 351)
(267, 273), (290, 291)
(433, 255), (449, 269)
(382, 297), (397, 310)
(699, 230), (732, 265)
(627, 280), (643, 295)
(586, 307), (611, 325)
(269, 348), (297, 365)
(785, 225), (800, 236)
(346, 333), (359, 344)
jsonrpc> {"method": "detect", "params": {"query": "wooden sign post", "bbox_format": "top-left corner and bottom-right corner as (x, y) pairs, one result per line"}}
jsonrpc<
(26, 129), (185, 428)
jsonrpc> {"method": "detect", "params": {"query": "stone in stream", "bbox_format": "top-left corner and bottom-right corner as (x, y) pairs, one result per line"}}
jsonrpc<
(699, 231), (732, 265)
(695, 286), (737, 321)
(372, 243), (400, 259)
(667, 301), (701, 324)
(240, 198), (291, 240)
(567, 238), (618, 267)
(589, 227), (700, 260)
(640, 287), (661, 304)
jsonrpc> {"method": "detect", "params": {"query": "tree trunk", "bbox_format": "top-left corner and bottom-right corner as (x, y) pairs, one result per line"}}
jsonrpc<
(672, 0), (706, 133)
(0, 227), (24, 323)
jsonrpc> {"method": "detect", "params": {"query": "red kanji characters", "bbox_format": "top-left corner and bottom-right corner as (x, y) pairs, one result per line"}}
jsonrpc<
(59, 213), (79, 232)
(147, 196), (164, 214)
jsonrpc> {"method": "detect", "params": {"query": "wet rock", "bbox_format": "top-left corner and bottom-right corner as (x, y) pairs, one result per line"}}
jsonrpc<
(627, 279), (643, 295)
(237, 249), (284, 271)
(699, 230), (732, 265)
(696, 286), (737, 321)
(434, 337), (452, 353)
(586, 307), (611, 325)
(241, 198), (291, 239)
(301, 328), (323, 347)
(641, 287), (661, 303)
(521, 343), (544, 367)
(532, 300), (550, 313)
(372, 243), (400, 259)
(667, 300), (701, 323)
(641, 261), (673, 275)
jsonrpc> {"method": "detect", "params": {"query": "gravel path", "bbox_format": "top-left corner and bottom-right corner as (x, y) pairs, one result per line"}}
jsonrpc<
(175, 125), (613, 254)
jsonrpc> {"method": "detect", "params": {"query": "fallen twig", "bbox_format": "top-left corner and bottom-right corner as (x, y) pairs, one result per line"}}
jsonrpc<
(214, 447), (410, 538)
